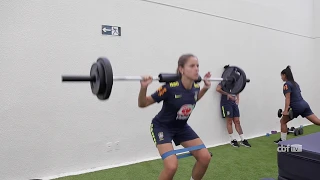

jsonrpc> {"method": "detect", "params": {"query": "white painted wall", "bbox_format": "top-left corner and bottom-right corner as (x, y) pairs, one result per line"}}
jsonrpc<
(315, 0), (320, 120)
(148, 0), (314, 37)
(314, 0), (320, 37)
(0, 0), (317, 179)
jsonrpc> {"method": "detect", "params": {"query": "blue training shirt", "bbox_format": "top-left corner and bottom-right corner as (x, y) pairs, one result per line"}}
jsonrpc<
(283, 81), (304, 107)
(151, 80), (200, 127)
(219, 82), (237, 106)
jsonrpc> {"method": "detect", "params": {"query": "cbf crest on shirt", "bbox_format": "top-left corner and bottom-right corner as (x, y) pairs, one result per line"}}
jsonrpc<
(151, 80), (200, 125)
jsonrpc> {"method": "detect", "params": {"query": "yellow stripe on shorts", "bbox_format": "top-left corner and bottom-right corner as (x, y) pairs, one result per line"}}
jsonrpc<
(222, 106), (226, 118)
(150, 123), (157, 145)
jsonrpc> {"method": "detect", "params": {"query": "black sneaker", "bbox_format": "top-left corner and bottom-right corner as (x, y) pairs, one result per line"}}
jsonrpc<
(274, 138), (282, 144)
(230, 139), (239, 147)
(240, 139), (251, 147)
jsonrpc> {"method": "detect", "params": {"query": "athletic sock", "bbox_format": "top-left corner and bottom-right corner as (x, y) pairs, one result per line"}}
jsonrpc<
(239, 134), (244, 141)
(281, 132), (287, 141)
(229, 134), (234, 141)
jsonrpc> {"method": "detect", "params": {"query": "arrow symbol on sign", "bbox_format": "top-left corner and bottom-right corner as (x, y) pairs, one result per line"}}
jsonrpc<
(102, 27), (111, 32)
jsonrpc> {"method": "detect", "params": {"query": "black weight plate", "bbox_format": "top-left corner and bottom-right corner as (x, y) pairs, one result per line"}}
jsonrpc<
(158, 73), (180, 82)
(220, 67), (233, 93)
(96, 57), (113, 100)
(96, 60), (106, 95)
(278, 109), (282, 118)
(90, 63), (100, 95)
(289, 109), (294, 120)
(221, 66), (247, 94)
(299, 128), (303, 134)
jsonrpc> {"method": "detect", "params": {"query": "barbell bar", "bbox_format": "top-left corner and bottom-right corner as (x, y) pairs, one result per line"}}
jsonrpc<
(61, 57), (250, 100)
(62, 75), (230, 82)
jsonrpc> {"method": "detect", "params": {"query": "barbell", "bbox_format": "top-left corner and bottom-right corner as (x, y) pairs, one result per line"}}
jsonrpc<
(61, 57), (250, 100)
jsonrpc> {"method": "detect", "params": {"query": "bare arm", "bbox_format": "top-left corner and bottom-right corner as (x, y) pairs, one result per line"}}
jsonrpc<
(236, 94), (240, 104)
(138, 86), (155, 108)
(216, 84), (229, 96)
(284, 93), (290, 112)
(282, 83), (291, 112)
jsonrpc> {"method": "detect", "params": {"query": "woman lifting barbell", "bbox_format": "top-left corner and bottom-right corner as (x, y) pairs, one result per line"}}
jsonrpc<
(138, 54), (212, 180)
(274, 66), (320, 144)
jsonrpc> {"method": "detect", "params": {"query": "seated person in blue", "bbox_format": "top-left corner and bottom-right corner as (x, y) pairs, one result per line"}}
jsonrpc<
(138, 54), (212, 180)
(216, 83), (251, 148)
(274, 66), (320, 143)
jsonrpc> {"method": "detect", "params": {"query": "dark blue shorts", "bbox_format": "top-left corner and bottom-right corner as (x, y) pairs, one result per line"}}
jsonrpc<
(150, 123), (199, 146)
(221, 104), (240, 118)
(291, 101), (313, 119)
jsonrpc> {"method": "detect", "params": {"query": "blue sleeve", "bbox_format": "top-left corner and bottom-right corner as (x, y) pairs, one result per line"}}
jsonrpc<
(283, 82), (292, 95)
(151, 84), (170, 103)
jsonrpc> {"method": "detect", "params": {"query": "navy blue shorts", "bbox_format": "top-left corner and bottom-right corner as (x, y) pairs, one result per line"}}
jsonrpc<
(291, 101), (313, 119)
(150, 123), (199, 146)
(221, 104), (240, 118)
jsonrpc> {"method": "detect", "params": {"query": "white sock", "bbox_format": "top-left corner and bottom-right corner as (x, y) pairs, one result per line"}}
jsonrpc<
(281, 132), (287, 141)
(239, 134), (244, 141)
(190, 177), (194, 180)
(229, 134), (234, 141)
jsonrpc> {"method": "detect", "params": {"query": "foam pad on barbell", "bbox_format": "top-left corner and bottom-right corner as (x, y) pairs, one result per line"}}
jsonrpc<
(158, 73), (202, 83)
(221, 66), (247, 94)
